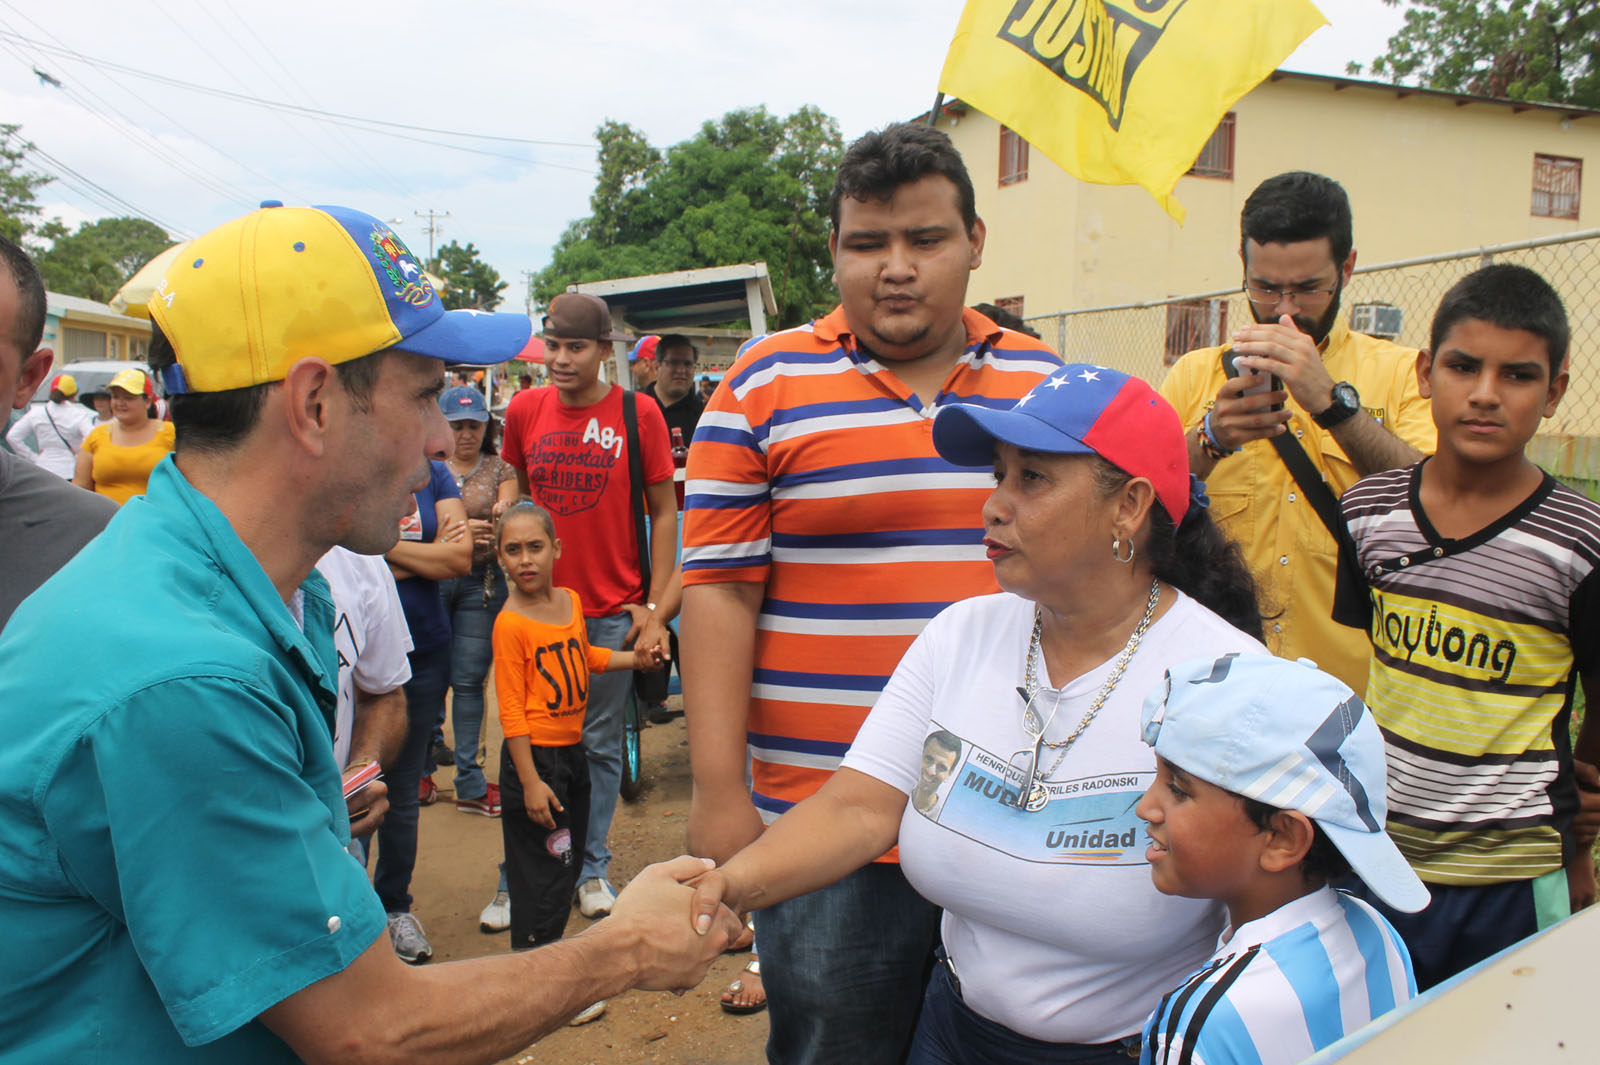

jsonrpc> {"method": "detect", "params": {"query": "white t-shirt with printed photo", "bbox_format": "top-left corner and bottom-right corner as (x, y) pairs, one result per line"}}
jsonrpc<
(842, 590), (1269, 1044)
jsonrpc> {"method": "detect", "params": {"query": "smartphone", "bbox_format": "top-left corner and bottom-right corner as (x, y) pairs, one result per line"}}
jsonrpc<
(1221, 348), (1283, 410)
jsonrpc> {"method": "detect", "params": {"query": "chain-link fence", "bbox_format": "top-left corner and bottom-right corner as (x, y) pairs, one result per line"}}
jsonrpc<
(1025, 229), (1600, 493)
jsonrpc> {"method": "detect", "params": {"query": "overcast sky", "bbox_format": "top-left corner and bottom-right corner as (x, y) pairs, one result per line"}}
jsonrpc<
(0, 0), (1406, 309)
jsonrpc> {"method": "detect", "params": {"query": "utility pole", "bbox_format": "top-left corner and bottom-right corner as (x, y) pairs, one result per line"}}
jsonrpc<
(521, 270), (536, 316)
(414, 208), (450, 261)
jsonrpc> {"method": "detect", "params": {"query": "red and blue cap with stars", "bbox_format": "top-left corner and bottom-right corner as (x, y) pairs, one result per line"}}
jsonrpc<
(932, 363), (1191, 526)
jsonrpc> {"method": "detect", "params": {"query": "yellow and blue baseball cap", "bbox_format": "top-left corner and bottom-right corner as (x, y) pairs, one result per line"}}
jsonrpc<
(147, 201), (531, 395)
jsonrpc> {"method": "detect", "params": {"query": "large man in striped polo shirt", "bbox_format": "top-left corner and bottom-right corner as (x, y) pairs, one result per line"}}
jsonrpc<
(680, 123), (1059, 1064)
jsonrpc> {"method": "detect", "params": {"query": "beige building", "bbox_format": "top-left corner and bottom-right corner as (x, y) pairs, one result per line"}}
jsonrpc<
(935, 70), (1600, 320)
(930, 71), (1600, 462)
(44, 292), (153, 364)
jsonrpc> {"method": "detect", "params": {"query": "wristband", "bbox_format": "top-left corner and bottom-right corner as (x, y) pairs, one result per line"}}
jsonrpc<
(1200, 411), (1239, 460)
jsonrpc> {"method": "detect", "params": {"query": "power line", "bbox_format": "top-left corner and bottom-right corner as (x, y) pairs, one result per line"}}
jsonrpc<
(0, 10), (258, 211)
(24, 142), (192, 238)
(142, 0), (328, 202)
(0, 31), (598, 150)
(198, 0), (412, 203)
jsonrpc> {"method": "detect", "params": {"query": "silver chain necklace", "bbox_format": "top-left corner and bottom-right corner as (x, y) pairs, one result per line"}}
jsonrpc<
(1014, 578), (1162, 812)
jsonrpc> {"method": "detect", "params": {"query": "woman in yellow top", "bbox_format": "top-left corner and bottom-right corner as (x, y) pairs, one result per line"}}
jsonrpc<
(73, 368), (174, 504)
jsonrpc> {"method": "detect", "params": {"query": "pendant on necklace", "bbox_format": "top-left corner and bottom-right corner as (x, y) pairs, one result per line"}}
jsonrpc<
(1025, 780), (1050, 812)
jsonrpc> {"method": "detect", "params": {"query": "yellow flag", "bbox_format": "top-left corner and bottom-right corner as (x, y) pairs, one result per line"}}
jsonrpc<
(938, 0), (1327, 222)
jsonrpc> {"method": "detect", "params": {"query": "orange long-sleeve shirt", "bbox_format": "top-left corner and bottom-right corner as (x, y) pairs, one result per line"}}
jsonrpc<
(493, 588), (613, 746)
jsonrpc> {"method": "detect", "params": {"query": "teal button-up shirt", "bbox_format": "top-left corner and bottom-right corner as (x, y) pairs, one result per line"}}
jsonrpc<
(0, 457), (387, 1063)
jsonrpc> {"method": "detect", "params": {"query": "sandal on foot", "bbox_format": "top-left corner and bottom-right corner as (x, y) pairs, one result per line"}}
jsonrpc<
(726, 915), (755, 954)
(720, 957), (766, 1015)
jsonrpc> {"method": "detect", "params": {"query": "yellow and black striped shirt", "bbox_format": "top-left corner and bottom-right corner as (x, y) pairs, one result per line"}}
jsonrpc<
(1336, 464), (1600, 885)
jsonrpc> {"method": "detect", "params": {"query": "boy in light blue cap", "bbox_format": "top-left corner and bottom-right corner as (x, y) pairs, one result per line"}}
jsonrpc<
(1135, 653), (1428, 1065)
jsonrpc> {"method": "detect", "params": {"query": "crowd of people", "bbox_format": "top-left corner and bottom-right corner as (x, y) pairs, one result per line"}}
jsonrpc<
(1, 119), (1598, 1065)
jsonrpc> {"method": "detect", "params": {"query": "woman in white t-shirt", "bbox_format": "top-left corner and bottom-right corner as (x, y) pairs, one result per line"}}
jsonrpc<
(692, 365), (1268, 1064)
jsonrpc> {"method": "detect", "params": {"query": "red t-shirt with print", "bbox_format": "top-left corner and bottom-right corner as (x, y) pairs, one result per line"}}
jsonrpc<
(501, 384), (673, 617)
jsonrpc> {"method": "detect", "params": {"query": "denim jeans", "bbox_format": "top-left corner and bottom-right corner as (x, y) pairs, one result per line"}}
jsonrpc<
(578, 612), (631, 885)
(373, 642), (451, 914)
(908, 964), (1138, 1065)
(438, 566), (507, 802)
(757, 861), (941, 1065)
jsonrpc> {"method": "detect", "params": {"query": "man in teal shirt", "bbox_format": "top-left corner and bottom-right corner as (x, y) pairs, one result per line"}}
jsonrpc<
(0, 202), (741, 1064)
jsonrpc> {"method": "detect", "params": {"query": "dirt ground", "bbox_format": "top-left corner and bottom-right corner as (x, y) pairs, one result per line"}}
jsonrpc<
(403, 692), (768, 1065)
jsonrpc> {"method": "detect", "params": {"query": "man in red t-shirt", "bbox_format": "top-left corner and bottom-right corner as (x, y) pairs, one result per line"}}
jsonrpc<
(500, 293), (677, 917)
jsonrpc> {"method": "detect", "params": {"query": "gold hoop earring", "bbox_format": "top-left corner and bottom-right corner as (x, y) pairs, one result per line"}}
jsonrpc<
(1112, 535), (1135, 564)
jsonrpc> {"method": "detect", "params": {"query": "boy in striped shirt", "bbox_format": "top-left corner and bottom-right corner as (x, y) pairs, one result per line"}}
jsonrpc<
(1334, 264), (1600, 988)
(1136, 654), (1427, 1065)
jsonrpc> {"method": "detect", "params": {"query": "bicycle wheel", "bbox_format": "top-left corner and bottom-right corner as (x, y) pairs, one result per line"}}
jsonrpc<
(620, 690), (644, 802)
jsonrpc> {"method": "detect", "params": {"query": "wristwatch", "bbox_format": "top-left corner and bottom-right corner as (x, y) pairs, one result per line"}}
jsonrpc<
(1312, 382), (1361, 429)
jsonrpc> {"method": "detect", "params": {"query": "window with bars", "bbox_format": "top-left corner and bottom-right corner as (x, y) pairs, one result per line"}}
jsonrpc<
(1186, 113), (1236, 180)
(999, 126), (1029, 186)
(1164, 299), (1229, 365)
(1532, 154), (1581, 219)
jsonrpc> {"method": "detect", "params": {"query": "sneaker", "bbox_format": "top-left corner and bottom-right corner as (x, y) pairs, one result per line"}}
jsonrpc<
(479, 888), (510, 933)
(575, 878), (617, 918)
(431, 738), (453, 766)
(418, 775), (438, 806)
(569, 1000), (606, 1026)
(457, 781), (501, 817)
(386, 912), (432, 964)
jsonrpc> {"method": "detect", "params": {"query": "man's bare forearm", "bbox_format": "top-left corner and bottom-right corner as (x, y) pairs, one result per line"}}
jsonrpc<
(681, 581), (768, 861)
(1327, 411), (1423, 477)
(262, 859), (739, 1065)
(347, 687), (407, 769)
(681, 582), (761, 790)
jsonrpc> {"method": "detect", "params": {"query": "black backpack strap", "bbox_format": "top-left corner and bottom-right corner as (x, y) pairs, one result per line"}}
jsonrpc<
(621, 389), (651, 597)
(1268, 430), (1344, 542)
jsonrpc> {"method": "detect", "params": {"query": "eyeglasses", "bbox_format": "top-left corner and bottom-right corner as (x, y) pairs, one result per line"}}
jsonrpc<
(1243, 281), (1339, 306)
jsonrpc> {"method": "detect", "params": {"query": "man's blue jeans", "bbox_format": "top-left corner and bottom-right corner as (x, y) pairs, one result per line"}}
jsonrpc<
(579, 612), (631, 885)
(757, 861), (941, 1065)
(438, 567), (507, 802)
(373, 642), (451, 914)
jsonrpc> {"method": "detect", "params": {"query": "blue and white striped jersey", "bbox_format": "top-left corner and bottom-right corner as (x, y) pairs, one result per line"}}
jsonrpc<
(1141, 887), (1416, 1065)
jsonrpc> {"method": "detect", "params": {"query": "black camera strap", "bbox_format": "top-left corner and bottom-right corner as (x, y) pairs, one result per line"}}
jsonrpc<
(1268, 429), (1344, 542)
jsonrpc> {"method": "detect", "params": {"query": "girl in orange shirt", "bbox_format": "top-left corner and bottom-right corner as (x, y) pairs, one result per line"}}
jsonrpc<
(492, 503), (659, 964)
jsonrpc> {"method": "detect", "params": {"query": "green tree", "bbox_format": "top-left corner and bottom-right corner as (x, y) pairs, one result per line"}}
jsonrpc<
(429, 240), (507, 311)
(1351, 1), (1600, 108)
(0, 123), (56, 245)
(37, 217), (172, 302)
(535, 105), (845, 328)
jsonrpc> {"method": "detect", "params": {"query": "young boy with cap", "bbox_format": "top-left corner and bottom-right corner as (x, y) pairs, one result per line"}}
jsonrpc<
(1136, 653), (1428, 1065)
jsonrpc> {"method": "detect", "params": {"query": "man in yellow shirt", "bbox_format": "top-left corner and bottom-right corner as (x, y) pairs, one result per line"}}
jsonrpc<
(1160, 172), (1434, 694)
